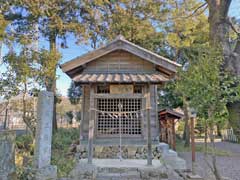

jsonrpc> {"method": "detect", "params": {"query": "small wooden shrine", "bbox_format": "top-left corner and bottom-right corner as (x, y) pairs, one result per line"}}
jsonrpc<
(61, 35), (180, 164)
(159, 109), (183, 150)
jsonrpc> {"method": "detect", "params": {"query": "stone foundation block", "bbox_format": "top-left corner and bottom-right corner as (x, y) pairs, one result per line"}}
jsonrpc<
(69, 162), (97, 180)
(0, 130), (16, 180)
(33, 165), (57, 180)
(187, 174), (203, 180)
(77, 145), (162, 159)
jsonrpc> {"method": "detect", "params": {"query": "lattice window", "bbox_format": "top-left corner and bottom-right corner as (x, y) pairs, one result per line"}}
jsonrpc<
(97, 85), (110, 93)
(97, 98), (142, 136)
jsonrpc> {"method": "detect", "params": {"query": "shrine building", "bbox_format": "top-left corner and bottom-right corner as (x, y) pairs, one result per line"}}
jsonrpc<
(61, 35), (180, 164)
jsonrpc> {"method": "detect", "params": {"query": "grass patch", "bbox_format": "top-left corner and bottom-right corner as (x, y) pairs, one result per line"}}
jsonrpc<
(176, 138), (232, 156)
(15, 128), (79, 179)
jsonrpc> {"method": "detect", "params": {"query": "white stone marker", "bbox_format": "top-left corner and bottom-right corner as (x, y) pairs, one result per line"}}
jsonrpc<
(34, 91), (54, 169)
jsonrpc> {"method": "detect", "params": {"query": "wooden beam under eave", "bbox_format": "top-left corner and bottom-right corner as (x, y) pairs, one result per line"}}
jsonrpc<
(65, 66), (85, 78)
(156, 65), (175, 78)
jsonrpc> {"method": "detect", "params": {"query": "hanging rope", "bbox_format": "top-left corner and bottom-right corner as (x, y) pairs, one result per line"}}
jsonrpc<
(90, 106), (147, 161)
(89, 108), (150, 114)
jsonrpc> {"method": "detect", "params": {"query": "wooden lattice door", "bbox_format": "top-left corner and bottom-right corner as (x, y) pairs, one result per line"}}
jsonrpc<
(96, 98), (142, 137)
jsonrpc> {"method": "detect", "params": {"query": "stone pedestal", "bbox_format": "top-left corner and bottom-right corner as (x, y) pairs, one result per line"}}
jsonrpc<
(0, 130), (16, 180)
(158, 143), (170, 154)
(69, 162), (97, 180)
(33, 91), (57, 180)
(158, 142), (187, 170)
(33, 165), (57, 180)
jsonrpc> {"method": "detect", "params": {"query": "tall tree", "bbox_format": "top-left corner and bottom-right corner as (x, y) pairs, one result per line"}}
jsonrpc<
(206, 0), (240, 139)
(83, 0), (168, 52)
(160, 0), (209, 146)
(6, 0), (87, 131)
(3, 46), (41, 135)
(176, 46), (239, 179)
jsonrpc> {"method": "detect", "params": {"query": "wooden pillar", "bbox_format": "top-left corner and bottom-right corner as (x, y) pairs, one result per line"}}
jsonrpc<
(88, 85), (94, 164)
(3, 108), (8, 129)
(80, 86), (85, 141)
(172, 119), (176, 150)
(146, 84), (152, 165)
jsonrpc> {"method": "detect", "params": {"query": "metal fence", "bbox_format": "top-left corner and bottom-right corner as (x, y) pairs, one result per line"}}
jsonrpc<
(222, 128), (238, 143)
(0, 111), (79, 130)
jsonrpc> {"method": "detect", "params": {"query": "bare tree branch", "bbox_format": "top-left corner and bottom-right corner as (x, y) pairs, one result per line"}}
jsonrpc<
(234, 39), (240, 54)
(189, 2), (208, 18)
(224, 18), (240, 36)
(168, 2), (208, 20)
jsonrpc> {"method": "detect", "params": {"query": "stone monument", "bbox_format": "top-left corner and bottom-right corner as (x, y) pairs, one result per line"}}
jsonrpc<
(33, 91), (57, 180)
(0, 130), (16, 180)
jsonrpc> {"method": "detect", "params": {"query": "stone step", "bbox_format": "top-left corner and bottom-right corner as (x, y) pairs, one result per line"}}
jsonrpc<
(97, 167), (138, 173)
(186, 174), (203, 180)
(97, 171), (140, 180)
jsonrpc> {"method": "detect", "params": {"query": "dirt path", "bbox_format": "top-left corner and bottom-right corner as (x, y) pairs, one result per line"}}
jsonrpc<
(178, 141), (240, 180)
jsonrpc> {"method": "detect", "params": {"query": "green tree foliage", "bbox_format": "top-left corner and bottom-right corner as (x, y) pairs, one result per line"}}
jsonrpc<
(82, 0), (168, 52)
(176, 46), (239, 119)
(206, 0), (240, 141)
(176, 45), (240, 180)
(158, 81), (183, 109)
(65, 111), (74, 125)
(67, 81), (82, 105)
(2, 47), (41, 135)
(2, 0), (88, 131)
(157, 0), (209, 109)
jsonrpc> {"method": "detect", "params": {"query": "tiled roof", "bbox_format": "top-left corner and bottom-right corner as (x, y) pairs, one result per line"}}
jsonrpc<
(73, 73), (168, 84)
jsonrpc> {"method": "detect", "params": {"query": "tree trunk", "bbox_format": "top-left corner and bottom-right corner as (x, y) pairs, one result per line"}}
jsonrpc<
(22, 82), (35, 136)
(48, 35), (58, 132)
(204, 118), (208, 155)
(183, 98), (190, 147)
(3, 107), (8, 129)
(209, 126), (222, 180)
(216, 122), (222, 137)
(208, 109), (222, 180)
(207, 0), (240, 141)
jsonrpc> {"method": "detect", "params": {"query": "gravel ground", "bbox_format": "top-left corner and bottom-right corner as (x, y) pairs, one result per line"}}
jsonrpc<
(178, 141), (240, 180)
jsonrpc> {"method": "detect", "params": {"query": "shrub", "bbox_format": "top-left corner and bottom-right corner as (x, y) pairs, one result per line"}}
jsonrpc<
(16, 134), (34, 152)
(15, 128), (79, 178)
(51, 128), (79, 177)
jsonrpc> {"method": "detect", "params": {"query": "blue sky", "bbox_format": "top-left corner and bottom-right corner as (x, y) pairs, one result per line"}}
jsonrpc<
(1, 1), (239, 96)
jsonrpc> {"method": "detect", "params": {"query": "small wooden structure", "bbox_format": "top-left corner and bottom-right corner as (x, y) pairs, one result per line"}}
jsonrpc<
(159, 109), (183, 150)
(61, 35), (180, 164)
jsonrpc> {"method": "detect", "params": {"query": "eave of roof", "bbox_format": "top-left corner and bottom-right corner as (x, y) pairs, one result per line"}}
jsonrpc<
(60, 36), (181, 77)
(73, 72), (168, 84)
(159, 109), (184, 119)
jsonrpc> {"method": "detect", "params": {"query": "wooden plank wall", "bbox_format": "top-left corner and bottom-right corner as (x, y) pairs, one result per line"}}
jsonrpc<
(83, 50), (155, 73)
(81, 85), (90, 139)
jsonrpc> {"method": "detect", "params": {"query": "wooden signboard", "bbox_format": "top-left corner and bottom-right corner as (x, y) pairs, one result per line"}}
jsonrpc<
(110, 85), (133, 94)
